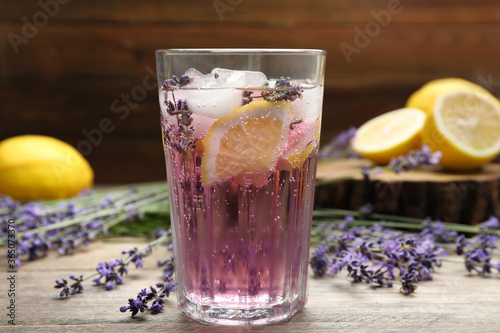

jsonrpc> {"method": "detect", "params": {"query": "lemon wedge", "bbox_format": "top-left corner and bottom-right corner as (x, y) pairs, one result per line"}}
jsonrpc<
(277, 120), (320, 171)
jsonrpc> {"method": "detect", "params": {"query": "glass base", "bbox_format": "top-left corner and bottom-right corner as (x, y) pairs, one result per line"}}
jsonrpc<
(178, 295), (306, 326)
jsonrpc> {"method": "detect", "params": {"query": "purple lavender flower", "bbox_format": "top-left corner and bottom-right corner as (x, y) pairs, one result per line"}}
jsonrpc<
(318, 127), (358, 160)
(242, 90), (253, 105)
(54, 278), (70, 297)
(121, 282), (175, 316)
(389, 145), (442, 173)
(122, 246), (152, 269)
(68, 275), (84, 294)
(311, 217), (448, 295)
(360, 203), (373, 216)
(245, 77), (303, 104)
(162, 75), (190, 91)
(479, 216), (500, 231)
(158, 256), (175, 280)
(457, 233), (499, 275)
(400, 268), (419, 295)
(120, 297), (147, 317)
(419, 220), (458, 244)
(92, 259), (127, 290)
(310, 245), (329, 277)
(54, 275), (84, 297)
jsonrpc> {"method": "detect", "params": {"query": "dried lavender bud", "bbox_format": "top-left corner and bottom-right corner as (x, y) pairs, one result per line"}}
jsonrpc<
(479, 216), (500, 231)
(54, 278), (70, 297)
(400, 268), (419, 295)
(389, 145), (442, 173)
(457, 233), (500, 275)
(318, 127), (358, 160)
(54, 275), (84, 297)
(162, 75), (190, 91)
(158, 256), (175, 280)
(310, 245), (328, 277)
(120, 296), (147, 316)
(312, 218), (449, 295)
(120, 281), (176, 316)
(92, 259), (127, 290)
(178, 75), (190, 86)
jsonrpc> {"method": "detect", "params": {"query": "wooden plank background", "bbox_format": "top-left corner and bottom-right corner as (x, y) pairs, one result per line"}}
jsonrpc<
(1, 0), (500, 182)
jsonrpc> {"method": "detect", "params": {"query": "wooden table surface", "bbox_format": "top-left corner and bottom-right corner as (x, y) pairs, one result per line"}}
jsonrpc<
(2, 238), (499, 332)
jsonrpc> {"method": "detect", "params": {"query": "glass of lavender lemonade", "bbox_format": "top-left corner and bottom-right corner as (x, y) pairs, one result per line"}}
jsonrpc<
(155, 49), (326, 325)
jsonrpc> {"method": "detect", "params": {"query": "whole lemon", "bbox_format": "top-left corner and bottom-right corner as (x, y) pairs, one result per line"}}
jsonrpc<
(406, 78), (494, 115)
(0, 135), (94, 201)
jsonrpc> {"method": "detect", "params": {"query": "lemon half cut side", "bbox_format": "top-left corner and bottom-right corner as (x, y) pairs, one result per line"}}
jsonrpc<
(351, 108), (427, 165)
(422, 91), (500, 170)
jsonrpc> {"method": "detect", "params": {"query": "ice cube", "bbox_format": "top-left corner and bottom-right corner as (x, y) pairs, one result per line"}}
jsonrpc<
(210, 68), (246, 88)
(185, 88), (244, 119)
(291, 85), (324, 124)
(244, 71), (268, 87)
(182, 68), (268, 118)
(183, 68), (203, 78)
(183, 68), (217, 88)
(211, 68), (267, 88)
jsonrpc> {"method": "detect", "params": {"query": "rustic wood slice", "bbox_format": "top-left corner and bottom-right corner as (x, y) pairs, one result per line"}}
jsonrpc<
(315, 159), (500, 225)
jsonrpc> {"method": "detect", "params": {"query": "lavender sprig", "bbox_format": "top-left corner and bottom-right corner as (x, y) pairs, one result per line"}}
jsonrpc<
(388, 145), (442, 173)
(162, 75), (196, 154)
(316, 145), (442, 186)
(455, 232), (500, 275)
(54, 232), (172, 297)
(120, 256), (176, 316)
(312, 209), (500, 295)
(243, 77), (303, 104)
(120, 280), (176, 316)
(0, 182), (169, 266)
(311, 216), (449, 294)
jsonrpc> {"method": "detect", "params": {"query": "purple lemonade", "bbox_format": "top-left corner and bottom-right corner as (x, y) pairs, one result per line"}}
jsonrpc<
(156, 49), (326, 325)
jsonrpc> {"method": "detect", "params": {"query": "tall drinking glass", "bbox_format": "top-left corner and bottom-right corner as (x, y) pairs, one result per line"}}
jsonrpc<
(155, 49), (326, 325)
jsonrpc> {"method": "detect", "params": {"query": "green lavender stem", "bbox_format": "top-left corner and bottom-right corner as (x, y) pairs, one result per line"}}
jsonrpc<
(0, 189), (169, 244)
(313, 209), (500, 236)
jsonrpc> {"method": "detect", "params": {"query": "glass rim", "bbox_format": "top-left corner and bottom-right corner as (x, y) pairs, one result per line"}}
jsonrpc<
(155, 48), (326, 56)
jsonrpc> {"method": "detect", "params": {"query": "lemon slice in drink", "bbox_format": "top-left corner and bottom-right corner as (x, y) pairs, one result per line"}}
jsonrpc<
(421, 91), (500, 170)
(277, 120), (321, 171)
(201, 100), (295, 187)
(351, 108), (426, 165)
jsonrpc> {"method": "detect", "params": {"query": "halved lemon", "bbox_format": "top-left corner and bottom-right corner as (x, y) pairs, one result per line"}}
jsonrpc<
(421, 91), (500, 170)
(406, 78), (494, 116)
(201, 100), (295, 187)
(351, 108), (426, 165)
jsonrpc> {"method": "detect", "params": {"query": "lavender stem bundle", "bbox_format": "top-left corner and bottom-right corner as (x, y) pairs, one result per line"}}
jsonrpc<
(0, 182), (170, 266)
